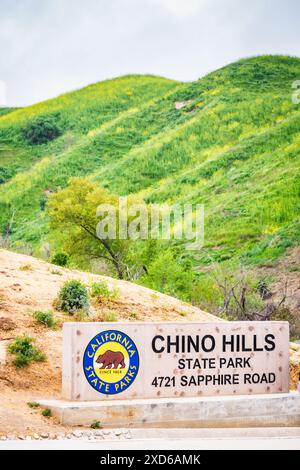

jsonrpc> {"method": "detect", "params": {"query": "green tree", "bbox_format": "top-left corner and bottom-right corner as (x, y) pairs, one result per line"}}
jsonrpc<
(47, 177), (134, 279)
(141, 250), (194, 301)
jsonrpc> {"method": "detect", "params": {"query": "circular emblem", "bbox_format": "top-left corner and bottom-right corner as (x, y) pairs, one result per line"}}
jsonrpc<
(83, 330), (139, 395)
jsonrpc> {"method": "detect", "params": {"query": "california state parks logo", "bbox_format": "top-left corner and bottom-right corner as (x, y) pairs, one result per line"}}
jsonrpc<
(83, 330), (139, 395)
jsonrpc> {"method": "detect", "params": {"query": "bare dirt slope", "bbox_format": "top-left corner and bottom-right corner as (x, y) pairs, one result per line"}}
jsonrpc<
(0, 249), (217, 435)
(266, 247), (300, 327)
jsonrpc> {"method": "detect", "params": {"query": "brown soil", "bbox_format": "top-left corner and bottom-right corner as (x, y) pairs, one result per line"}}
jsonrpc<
(261, 246), (300, 335)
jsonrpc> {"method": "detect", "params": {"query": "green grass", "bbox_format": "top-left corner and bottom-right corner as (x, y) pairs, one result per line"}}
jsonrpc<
(0, 107), (18, 117)
(101, 310), (119, 322)
(33, 310), (56, 328)
(0, 55), (300, 301)
(90, 281), (119, 301)
(8, 335), (46, 367)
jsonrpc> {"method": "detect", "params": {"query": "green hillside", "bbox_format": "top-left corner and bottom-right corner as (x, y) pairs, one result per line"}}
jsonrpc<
(0, 107), (18, 117)
(1, 55), (300, 308)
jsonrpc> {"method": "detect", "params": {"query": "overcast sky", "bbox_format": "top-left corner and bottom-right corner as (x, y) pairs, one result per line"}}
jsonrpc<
(1, 0), (299, 107)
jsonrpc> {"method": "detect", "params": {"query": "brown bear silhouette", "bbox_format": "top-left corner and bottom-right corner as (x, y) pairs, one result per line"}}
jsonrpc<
(96, 350), (125, 369)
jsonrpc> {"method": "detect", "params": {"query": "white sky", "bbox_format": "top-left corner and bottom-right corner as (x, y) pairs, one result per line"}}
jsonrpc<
(1, 0), (300, 107)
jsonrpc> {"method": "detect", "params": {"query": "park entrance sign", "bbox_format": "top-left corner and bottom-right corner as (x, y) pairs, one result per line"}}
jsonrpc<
(62, 321), (289, 401)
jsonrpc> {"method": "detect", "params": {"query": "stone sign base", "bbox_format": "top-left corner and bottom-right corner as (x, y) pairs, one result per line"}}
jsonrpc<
(40, 392), (300, 428)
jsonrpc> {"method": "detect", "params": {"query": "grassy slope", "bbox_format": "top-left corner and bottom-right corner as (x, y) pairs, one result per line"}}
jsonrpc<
(0, 75), (178, 184)
(0, 107), (18, 117)
(0, 55), (300, 269)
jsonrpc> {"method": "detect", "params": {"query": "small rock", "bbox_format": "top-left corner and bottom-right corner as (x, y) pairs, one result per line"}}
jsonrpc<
(49, 433), (56, 440)
(94, 430), (103, 437)
(40, 433), (49, 439)
(66, 434), (72, 439)
(114, 429), (122, 436)
(72, 430), (82, 438)
(18, 435), (25, 440)
(0, 436), (7, 441)
(102, 429), (110, 435)
(33, 433), (40, 440)
(26, 436), (32, 440)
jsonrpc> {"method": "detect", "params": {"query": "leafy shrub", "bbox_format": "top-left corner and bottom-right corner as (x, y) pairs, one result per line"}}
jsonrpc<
(129, 311), (138, 320)
(90, 281), (119, 300)
(193, 265), (265, 320)
(27, 402), (40, 408)
(22, 115), (61, 145)
(56, 279), (89, 314)
(51, 252), (69, 267)
(8, 335), (46, 368)
(91, 281), (110, 297)
(41, 408), (51, 417)
(191, 276), (224, 313)
(33, 310), (56, 328)
(90, 420), (102, 429)
(0, 166), (14, 184)
(141, 250), (194, 301)
(39, 194), (47, 211)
